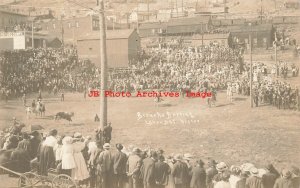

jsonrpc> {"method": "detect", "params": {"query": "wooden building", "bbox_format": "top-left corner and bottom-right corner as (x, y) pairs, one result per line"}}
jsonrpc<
(77, 29), (140, 68)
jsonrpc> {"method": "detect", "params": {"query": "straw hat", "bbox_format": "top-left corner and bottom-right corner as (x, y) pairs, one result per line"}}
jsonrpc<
(103, 143), (111, 149)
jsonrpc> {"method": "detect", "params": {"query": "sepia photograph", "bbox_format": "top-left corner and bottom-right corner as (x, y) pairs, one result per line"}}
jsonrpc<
(0, 0), (299, 187)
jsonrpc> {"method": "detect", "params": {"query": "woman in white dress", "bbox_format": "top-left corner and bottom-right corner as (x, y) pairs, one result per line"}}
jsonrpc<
(71, 132), (90, 183)
(61, 136), (76, 176)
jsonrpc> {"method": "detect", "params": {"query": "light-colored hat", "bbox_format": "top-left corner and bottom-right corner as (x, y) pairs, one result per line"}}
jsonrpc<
(174, 154), (182, 161)
(73, 132), (82, 138)
(250, 167), (259, 176)
(103, 143), (111, 149)
(63, 136), (73, 145)
(216, 162), (228, 172)
(183, 153), (194, 160)
(240, 163), (255, 172)
(258, 168), (267, 178)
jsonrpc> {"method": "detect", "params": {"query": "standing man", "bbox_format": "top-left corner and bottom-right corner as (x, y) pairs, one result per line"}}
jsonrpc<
(172, 154), (189, 188)
(96, 143), (113, 188)
(245, 167), (263, 188)
(273, 169), (294, 188)
(22, 94), (26, 106)
(127, 148), (143, 188)
(103, 122), (112, 143)
(154, 155), (171, 188)
(113, 143), (128, 188)
(141, 151), (158, 188)
(190, 159), (206, 188)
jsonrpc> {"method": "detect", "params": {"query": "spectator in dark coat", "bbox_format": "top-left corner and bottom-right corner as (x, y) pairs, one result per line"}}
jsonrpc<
(103, 122), (112, 143)
(245, 167), (263, 188)
(262, 164), (278, 188)
(29, 131), (41, 159)
(273, 169), (294, 188)
(10, 142), (31, 173)
(190, 159), (206, 188)
(18, 133), (32, 154)
(113, 143), (128, 188)
(97, 143), (113, 188)
(141, 150), (158, 188)
(236, 171), (248, 188)
(206, 159), (218, 188)
(154, 155), (171, 188)
(172, 154), (189, 188)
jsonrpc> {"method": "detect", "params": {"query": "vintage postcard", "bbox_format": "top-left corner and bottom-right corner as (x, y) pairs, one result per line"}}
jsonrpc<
(0, 0), (299, 188)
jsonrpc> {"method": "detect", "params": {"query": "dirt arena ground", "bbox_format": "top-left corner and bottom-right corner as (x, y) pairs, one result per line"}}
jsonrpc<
(0, 89), (299, 170)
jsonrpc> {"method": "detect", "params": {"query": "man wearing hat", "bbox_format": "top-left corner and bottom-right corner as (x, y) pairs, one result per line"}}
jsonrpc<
(113, 143), (128, 188)
(273, 169), (293, 188)
(190, 159), (206, 188)
(127, 147), (143, 188)
(206, 159), (218, 188)
(245, 167), (263, 188)
(262, 164), (278, 188)
(154, 155), (171, 188)
(141, 150), (158, 188)
(96, 143), (113, 188)
(172, 154), (189, 188)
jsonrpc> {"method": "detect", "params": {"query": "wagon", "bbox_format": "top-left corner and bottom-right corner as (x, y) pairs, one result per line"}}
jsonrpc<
(0, 165), (78, 188)
(19, 168), (78, 188)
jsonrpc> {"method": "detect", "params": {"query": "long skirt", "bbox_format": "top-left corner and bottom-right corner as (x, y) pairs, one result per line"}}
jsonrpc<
(71, 152), (89, 181)
(38, 146), (55, 176)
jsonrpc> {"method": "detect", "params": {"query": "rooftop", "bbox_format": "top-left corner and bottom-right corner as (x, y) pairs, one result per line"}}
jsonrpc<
(78, 29), (137, 41)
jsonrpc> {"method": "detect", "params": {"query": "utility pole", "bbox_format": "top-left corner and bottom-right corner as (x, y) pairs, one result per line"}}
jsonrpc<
(260, 0), (263, 24)
(136, 1), (139, 33)
(98, 0), (108, 132)
(61, 13), (64, 49)
(176, 0), (178, 18)
(182, 0), (184, 14)
(249, 23), (253, 108)
(275, 31), (278, 77)
(147, 0), (150, 21)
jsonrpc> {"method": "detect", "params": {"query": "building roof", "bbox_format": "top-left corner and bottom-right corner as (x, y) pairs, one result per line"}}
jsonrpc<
(0, 8), (28, 16)
(139, 22), (167, 29)
(226, 23), (274, 33)
(78, 29), (137, 41)
(193, 33), (230, 40)
(167, 16), (211, 27)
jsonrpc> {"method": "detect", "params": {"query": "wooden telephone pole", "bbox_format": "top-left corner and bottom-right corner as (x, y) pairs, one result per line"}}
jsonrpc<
(97, 0), (108, 131)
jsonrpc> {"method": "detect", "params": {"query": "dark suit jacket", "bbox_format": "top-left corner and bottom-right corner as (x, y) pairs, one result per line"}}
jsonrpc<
(154, 161), (171, 186)
(190, 166), (206, 188)
(172, 161), (189, 185)
(113, 151), (128, 175)
(262, 172), (277, 188)
(141, 157), (156, 185)
(206, 167), (218, 188)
